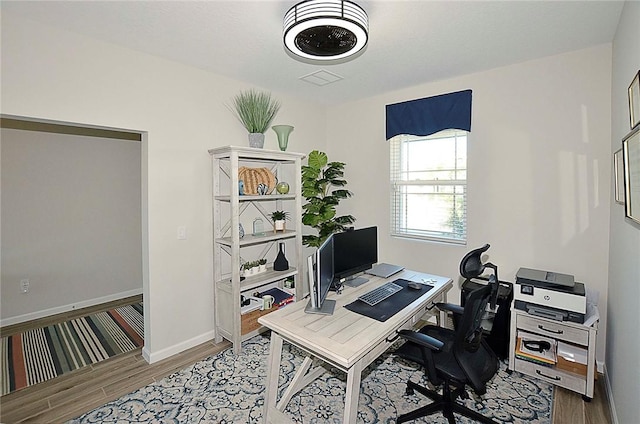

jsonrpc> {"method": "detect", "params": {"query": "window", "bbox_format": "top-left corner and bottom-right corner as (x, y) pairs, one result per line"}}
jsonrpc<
(390, 129), (467, 244)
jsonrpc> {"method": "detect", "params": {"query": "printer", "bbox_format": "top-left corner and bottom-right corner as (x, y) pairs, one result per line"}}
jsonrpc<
(514, 267), (586, 323)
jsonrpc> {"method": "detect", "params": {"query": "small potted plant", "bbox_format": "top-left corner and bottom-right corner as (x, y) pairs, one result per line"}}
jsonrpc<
(242, 261), (257, 277)
(228, 89), (281, 148)
(270, 210), (290, 232)
(258, 258), (267, 273)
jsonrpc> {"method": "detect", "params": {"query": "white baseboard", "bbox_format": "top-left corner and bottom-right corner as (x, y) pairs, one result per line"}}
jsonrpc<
(0, 288), (143, 327)
(603, 363), (619, 424)
(142, 330), (216, 364)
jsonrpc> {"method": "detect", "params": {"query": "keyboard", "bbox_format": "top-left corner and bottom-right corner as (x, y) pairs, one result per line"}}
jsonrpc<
(357, 281), (403, 306)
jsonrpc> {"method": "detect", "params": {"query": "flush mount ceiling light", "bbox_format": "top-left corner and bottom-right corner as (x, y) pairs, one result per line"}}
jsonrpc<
(283, 0), (369, 61)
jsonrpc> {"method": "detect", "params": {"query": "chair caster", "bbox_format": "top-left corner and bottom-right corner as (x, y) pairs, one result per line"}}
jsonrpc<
(405, 386), (415, 396)
(506, 369), (513, 375)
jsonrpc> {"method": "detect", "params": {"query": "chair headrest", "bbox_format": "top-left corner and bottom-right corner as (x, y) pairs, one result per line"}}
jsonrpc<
(459, 244), (490, 279)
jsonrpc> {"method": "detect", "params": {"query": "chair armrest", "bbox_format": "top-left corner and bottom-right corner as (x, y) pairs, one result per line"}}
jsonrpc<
(398, 329), (444, 351)
(436, 302), (464, 316)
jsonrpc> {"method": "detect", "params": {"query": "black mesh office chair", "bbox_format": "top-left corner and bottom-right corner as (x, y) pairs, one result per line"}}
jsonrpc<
(394, 246), (500, 424)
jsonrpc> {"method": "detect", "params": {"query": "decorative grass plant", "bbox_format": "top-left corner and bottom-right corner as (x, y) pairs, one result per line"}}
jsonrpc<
(230, 89), (281, 134)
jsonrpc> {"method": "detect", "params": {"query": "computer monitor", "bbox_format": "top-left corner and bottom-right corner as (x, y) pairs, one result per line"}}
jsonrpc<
(305, 234), (336, 315)
(333, 226), (378, 287)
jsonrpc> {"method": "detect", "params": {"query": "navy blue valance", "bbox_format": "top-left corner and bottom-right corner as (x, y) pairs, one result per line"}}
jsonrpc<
(385, 89), (472, 140)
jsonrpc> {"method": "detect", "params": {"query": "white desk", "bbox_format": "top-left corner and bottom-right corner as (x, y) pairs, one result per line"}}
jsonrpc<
(258, 269), (453, 424)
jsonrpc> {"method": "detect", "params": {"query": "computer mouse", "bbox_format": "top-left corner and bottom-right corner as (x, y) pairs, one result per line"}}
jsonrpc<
(407, 282), (422, 290)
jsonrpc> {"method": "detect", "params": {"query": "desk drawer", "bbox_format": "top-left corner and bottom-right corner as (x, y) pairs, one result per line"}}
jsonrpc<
(514, 358), (585, 394)
(517, 314), (588, 345)
(361, 308), (428, 369)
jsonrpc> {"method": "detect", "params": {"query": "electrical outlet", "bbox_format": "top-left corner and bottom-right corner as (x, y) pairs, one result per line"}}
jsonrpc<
(20, 279), (30, 293)
(177, 226), (187, 240)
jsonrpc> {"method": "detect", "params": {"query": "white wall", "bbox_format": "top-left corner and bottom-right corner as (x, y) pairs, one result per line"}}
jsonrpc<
(326, 45), (612, 364)
(1, 128), (142, 324)
(0, 12), (326, 361)
(608, 2), (640, 423)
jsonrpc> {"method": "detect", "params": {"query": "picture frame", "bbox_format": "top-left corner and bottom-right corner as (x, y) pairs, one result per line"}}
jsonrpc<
(614, 149), (624, 204)
(622, 127), (640, 224)
(629, 70), (640, 130)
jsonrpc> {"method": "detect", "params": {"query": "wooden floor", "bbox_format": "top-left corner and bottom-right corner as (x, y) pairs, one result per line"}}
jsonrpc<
(553, 378), (612, 424)
(1, 299), (612, 424)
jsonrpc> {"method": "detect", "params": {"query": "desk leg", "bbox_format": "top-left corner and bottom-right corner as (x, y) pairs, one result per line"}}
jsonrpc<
(263, 332), (284, 423)
(277, 356), (326, 411)
(437, 290), (447, 326)
(344, 361), (363, 424)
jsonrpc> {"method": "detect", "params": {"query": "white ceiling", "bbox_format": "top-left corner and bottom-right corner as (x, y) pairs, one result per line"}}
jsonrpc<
(2, 0), (624, 106)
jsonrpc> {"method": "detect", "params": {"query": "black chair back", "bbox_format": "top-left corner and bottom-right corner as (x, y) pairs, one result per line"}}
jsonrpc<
(454, 275), (498, 394)
(456, 279), (492, 353)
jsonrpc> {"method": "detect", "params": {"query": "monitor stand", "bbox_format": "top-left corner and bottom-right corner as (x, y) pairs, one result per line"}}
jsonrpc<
(304, 299), (336, 315)
(344, 276), (369, 288)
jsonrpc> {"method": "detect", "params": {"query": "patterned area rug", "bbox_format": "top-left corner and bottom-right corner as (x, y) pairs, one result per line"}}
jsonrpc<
(68, 333), (553, 423)
(1, 303), (143, 396)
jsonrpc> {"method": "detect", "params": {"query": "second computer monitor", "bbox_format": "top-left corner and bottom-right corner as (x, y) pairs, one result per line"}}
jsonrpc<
(305, 234), (336, 315)
(333, 226), (378, 287)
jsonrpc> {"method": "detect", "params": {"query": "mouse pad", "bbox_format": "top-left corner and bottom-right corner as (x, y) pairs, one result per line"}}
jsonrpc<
(344, 279), (434, 322)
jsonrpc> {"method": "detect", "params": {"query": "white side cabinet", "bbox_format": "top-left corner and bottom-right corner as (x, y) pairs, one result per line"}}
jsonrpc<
(508, 308), (598, 400)
(209, 146), (305, 354)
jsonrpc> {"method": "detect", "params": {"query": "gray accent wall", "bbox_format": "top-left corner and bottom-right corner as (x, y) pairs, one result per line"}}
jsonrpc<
(1, 127), (142, 322)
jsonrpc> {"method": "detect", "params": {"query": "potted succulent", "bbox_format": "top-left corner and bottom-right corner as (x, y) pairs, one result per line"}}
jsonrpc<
(270, 210), (290, 232)
(242, 260), (258, 277)
(258, 258), (267, 273)
(229, 89), (281, 148)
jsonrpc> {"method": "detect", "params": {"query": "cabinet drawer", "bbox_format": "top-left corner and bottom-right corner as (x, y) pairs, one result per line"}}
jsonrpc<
(517, 314), (588, 345)
(515, 358), (585, 394)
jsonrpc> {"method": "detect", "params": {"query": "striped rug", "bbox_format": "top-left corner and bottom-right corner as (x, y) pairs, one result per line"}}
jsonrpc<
(0, 303), (143, 396)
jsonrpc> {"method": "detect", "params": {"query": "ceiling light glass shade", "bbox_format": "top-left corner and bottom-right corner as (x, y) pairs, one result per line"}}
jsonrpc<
(283, 0), (369, 61)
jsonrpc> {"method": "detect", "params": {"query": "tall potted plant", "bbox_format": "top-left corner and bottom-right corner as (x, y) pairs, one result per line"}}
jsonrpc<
(301, 150), (355, 248)
(229, 89), (281, 148)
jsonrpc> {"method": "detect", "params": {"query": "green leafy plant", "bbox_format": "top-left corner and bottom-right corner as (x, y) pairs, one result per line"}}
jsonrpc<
(302, 150), (355, 248)
(229, 89), (281, 133)
(270, 210), (290, 222)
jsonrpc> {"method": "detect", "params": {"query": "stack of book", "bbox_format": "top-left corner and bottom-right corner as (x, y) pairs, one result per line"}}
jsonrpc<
(515, 330), (557, 366)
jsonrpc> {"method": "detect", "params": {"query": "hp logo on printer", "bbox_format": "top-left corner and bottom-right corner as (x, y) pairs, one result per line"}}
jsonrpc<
(544, 295), (550, 301)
